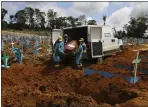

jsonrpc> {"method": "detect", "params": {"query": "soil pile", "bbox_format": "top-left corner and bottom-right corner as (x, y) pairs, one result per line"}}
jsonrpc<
(2, 45), (148, 107)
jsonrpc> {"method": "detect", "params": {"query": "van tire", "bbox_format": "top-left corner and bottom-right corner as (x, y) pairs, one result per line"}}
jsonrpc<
(119, 46), (123, 50)
(92, 58), (98, 64)
(92, 57), (103, 64)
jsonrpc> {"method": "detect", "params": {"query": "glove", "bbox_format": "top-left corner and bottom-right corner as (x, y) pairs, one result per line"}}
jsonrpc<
(73, 52), (76, 56)
(83, 50), (87, 53)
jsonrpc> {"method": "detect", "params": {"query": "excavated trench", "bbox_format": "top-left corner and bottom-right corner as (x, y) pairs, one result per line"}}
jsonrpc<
(2, 46), (148, 107)
(35, 76), (138, 107)
(97, 84), (138, 105)
(68, 76), (138, 106)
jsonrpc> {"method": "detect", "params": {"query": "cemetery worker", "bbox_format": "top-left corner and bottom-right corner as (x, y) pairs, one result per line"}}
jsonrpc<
(64, 34), (70, 45)
(73, 39), (83, 68)
(53, 36), (65, 69)
(80, 38), (87, 60)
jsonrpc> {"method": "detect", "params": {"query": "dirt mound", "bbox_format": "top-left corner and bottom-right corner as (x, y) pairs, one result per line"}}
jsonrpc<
(2, 45), (148, 107)
(1, 61), (139, 107)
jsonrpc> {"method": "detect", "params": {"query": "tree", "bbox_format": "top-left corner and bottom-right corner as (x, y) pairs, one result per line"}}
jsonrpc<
(67, 16), (79, 27)
(78, 15), (86, 25)
(1, 8), (8, 20)
(10, 15), (14, 24)
(34, 9), (46, 29)
(124, 16), (148, 44)
(47, 9), (57, 29)
(15, 10), (26, 24)
(103, 15), (107, 25)
(24, 7), (34, 28)
(115, 30), (126, 39)
(54, 17), (67, 29)
(2, 21), (8, 29)
(87, 20), (97, 25)
(14, 10), (27, 32)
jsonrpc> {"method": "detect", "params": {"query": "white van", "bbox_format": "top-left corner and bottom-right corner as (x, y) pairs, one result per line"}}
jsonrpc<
(52, 25), (122, 62)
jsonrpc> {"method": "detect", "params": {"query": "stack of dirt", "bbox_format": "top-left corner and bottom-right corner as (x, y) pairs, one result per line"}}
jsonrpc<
(2, 45), (148, 107)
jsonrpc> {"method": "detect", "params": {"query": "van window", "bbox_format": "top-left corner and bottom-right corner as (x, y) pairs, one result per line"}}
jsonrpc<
(91, 27), (102, 40)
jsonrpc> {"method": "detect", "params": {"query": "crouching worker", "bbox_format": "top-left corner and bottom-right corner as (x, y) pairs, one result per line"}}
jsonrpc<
(73, 39), (83, 69)
(53, 36), (65, 70)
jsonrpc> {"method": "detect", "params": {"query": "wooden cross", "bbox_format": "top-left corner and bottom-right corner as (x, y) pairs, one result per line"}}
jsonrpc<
(10, 41), (15, 48)
(132, 51), (141, 83)
(1, 52), (9, 68)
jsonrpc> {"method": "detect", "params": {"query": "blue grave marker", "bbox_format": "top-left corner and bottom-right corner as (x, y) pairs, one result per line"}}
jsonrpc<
(25, 39), (30, 49)
(12, 48), (23, 64)
(34, 43), (39, 55)
(17, 48), (23, 64)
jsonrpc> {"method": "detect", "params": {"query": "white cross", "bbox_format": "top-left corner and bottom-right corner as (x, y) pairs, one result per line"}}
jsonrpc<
(132, 51), (141, 83)
(10, 41), (15, 48)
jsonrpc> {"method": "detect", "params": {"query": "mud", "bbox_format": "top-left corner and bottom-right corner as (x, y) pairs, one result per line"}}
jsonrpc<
(2, 44), (148, 107)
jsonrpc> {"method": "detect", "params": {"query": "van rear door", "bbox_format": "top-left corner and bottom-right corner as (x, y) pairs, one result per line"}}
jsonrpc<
(90, 26), (103, 58)
(52, 29), (62, 45)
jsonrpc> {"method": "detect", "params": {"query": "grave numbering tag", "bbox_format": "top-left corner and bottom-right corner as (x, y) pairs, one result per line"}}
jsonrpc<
(132, 51), (141, 83)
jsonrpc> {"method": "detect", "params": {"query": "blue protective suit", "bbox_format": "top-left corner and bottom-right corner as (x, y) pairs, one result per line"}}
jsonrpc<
(75, 44), (83, 65)
(53, 41), (65, 64)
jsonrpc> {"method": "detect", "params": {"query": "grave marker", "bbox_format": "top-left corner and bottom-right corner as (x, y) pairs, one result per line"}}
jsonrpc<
(10, 41), (15, 48)
(132, 51), (141, 83)
(17, 48), (23, 64)
(1, 52), (10, 68)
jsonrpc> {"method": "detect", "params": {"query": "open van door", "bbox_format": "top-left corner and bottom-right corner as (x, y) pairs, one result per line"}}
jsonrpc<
(52, 29), (62, 46)
(90, 26), (103, 58)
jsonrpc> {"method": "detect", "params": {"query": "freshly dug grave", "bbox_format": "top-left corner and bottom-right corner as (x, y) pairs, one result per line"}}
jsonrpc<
(2, 45), (148, 107)
(89, 45), (148, 76)
(2, 57), (148, 107)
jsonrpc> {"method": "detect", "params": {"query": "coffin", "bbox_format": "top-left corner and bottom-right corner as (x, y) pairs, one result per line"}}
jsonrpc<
(64, 40), (78, 55)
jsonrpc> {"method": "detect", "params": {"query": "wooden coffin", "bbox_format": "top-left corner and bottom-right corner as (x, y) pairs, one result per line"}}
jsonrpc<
(64, 40), (78, 55)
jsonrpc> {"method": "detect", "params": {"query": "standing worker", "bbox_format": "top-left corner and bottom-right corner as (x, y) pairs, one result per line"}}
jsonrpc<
(80, 38), (87, 60)
(64, 34), (70, 45)
(53, 36), (65, 69)
(73, 38), (83, 69)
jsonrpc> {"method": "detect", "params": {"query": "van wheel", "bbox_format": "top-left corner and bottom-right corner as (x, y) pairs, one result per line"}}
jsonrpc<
(92, 58), (103, 64)
(92, 58), (98, 64)
(119, 46), (123, 51)
(98, 57), (103, 64)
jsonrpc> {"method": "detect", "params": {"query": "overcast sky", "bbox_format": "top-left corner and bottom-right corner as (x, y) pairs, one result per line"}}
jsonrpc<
(2, 1), (148, 30)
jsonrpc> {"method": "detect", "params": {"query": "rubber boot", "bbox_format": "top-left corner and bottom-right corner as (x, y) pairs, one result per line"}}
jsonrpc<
(54, 64), (60, 71)
(80, 63), (83, 67)
(76, 64), (82, 70)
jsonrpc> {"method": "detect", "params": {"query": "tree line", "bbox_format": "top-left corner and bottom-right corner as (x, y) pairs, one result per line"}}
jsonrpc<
(1, 7), (97, 31)
(1, 7), (148, 40)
